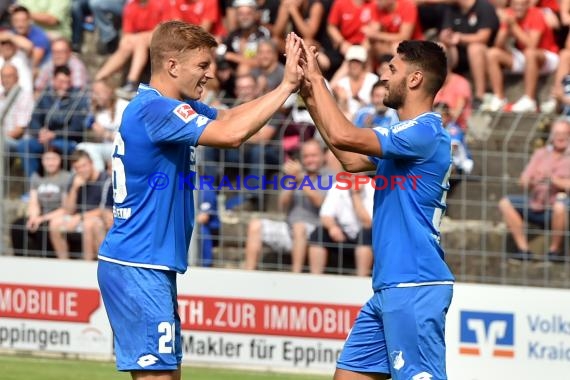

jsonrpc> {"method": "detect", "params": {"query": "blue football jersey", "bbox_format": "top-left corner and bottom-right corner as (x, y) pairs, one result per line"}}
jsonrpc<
(99, 84), (217, 273)
(370, 112), (455, 290)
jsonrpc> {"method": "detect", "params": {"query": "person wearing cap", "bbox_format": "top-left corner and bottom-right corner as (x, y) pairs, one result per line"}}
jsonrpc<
(219, 0), (271, 74)
(332, 44), (379, 119)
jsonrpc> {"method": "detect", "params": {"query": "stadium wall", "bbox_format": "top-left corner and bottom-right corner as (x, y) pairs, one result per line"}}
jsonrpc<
(0, 257), (569, 379)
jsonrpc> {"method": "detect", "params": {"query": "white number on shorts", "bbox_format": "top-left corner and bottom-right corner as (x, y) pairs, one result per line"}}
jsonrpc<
(112, 132), (127, 203)
(158, 321), (175, 354)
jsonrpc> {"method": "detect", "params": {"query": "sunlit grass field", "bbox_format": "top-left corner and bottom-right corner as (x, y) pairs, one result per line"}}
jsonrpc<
(0, 355), (329, 380)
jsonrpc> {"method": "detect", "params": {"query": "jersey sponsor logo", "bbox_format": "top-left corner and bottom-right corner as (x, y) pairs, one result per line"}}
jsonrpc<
(195, 115), (209, 128)
(391, 120), (417, 134)
(137, 354), (159, 367)
(459, 311), (515, 358)
(412, 372), (433, 380)
(391, 350), (405, 370)
(373, 126), (389, 137)
(173, 104), (196, 123)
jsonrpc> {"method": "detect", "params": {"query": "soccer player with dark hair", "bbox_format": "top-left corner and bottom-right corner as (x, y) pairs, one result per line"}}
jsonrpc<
(298, 37), (455, 380)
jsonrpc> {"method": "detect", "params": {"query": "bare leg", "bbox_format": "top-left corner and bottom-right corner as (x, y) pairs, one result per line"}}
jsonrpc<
(550, 201), (568, 253)
(522, 48), (544, 98)
(334, 368), (388, 380)
(95, 34), (136, 81)
(355, 245), (373, 276)
(244, 218), (262, 270)
(308, 245), (328, 274)
(126, 32), (152, 83)
(290, 222), (308, 273)
(131, 367), (181, 380)
(498, 197), (528, 251)
(468, 42), (488, 99)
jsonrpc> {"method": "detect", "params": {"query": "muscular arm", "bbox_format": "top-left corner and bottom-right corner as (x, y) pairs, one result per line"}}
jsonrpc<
(198, 35), (302, 148)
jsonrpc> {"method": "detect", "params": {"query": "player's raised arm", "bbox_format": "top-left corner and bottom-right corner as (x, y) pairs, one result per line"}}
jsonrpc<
(198, 33), (302, 148)
(296, 36), (378, 173)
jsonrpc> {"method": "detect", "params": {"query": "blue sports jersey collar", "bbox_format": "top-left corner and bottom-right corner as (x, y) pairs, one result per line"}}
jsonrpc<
(138, 83), (162, 96)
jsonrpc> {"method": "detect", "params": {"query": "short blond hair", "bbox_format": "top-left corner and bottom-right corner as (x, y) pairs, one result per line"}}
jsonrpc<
(150, 21), (218, 73)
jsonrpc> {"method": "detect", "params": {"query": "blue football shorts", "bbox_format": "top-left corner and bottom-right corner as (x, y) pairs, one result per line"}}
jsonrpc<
(337, 284), (453, 380)
(97, 260), (182, 371)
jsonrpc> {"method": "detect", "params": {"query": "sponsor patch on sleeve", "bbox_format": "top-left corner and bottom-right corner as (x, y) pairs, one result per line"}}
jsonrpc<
(173, 104), (196, 122)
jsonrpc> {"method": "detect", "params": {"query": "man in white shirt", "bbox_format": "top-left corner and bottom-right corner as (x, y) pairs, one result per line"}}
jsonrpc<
(0, 63), (33, 153)
(308, 172), (374, 276)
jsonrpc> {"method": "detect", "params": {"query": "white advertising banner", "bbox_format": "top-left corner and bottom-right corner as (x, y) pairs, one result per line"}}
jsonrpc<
(1, 257), (570, 379)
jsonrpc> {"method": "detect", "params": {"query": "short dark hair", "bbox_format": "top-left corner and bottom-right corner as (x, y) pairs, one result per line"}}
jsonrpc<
(396, 40), (447, 96)
(9, 5), (30, 16)
(53, 65), (71, 77)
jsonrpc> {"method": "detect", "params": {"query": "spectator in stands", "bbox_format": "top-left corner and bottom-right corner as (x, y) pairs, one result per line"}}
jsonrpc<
(220, 0), (271, 75)
(434, 47), (472, 130)
(353, 79), (399, 129)
(331, 45), (379, 120)
(0, 63), (34, 153)
(308, 172), (374, 276)
(540, 47), (570, 114)
(18, 0), (72, 41)
(196, 188), (220, 267)
(415, 0), (452, 34)
(435, 102), (473, 178)
(95, 0), (163, 99)
(244, 139), (329, 272)
(363, 0), (424, 60)
(438, 0), (499, 109)
(273, 0), (339, 78)
(327, 0), (370, 57)
(10, 148), (72, 257)
(250, 39), (284, 94)
(76, 79), (128, 172)
(483, 0), (559, 112)
(202, 73), (282, 202)
(17, 65), (89, 178)
(0, 33), (33, 93)
(71, 0), (126, 54)
(34, 37), (89, 96)
(9, 5), (51, 69)
(164, 0), (226, 39)
(48, 149), (110, 260)
(498, 119), (570, 263)
(225, 0), (280, 34)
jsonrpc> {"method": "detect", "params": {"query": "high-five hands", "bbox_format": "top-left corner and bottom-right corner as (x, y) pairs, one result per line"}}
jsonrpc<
(283, 33), (304, 93)
(287, 33), (323, 98)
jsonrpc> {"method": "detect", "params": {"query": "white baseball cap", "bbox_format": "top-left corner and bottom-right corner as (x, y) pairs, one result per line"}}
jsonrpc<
(233, 0), (257, 8)
(345, 45), (368, 63)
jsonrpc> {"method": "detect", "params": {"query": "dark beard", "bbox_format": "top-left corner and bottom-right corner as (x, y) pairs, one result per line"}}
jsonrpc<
(383, 79), (406, 110)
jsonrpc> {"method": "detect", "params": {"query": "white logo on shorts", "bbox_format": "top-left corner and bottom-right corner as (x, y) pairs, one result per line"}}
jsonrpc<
(412, 371), (433, 380)
(137, 354), (159, 368)
(391, 351), (405, 370)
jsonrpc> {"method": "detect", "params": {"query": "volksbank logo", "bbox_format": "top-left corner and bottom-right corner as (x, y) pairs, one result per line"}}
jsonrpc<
(459, 311), (515, 358)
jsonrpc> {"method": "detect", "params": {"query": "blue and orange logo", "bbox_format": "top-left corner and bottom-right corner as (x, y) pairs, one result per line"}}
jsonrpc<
(459, 311), (515, 358)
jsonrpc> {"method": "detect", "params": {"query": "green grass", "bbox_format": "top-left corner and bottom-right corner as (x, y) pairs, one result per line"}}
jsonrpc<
(0, 355), (329, 380)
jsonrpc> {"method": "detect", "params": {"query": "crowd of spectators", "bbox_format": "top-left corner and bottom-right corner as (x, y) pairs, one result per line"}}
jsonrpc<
(0, 0), (569, 271)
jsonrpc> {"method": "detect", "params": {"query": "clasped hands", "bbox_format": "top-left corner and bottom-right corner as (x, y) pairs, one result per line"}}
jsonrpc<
(283, 32), (323, 97)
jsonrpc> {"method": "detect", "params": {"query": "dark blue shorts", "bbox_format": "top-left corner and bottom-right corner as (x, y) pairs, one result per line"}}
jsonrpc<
(337, 285), (453, 379)
(507, 194), (569, 228)
(97, 260), (182, 371)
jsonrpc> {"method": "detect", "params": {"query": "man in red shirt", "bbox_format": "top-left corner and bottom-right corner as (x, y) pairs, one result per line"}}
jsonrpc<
(363, 0), (424, 60)
(95, 0), (163, 99)
(483, 0), (559, 112)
